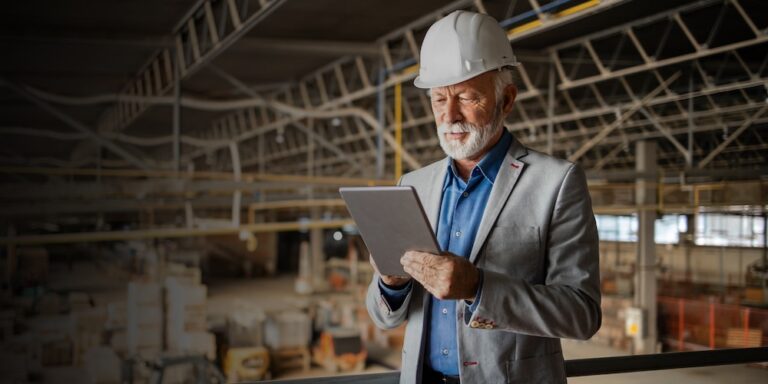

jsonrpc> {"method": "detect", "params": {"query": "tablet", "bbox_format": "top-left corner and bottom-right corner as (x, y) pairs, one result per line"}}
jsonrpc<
(339, 186), (440, 276)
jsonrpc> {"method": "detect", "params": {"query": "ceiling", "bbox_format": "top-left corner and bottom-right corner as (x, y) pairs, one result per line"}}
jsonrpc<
(1, 0), (767, 225)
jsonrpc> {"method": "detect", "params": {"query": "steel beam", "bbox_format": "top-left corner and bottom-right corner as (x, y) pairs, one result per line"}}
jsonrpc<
(698, 105), (768, 168)
(95, 0), (286, 133)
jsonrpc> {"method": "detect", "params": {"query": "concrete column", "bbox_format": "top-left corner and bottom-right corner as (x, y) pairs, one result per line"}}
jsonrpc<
(310, 208), (326, 291)
(635, 140), (657, 354)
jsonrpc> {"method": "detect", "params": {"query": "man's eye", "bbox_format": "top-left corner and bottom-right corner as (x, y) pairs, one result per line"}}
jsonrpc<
(459, 97), (475, 103)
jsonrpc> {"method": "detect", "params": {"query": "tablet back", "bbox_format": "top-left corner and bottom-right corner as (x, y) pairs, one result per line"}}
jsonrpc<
(339, 186), (440, 276)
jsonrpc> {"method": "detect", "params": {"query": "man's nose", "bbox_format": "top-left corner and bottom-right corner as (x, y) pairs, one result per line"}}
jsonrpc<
(442, 98), (463, 124)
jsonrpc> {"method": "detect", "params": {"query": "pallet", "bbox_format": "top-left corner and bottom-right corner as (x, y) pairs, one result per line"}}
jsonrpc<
(271, 346), (310, 373)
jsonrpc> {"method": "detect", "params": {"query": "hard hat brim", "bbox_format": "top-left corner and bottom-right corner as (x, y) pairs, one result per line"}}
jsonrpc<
(413, 65), (515, 89)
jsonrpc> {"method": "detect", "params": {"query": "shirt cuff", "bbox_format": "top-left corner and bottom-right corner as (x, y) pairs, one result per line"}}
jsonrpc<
(378, 279), (412, 311)
(465, 268), (484, 313)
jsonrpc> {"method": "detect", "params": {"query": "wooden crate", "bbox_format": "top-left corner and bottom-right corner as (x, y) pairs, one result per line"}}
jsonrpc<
(271, 346), (310, 373)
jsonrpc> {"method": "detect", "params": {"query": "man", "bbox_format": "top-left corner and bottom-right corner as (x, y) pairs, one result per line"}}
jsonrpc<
(365, 10), (601, 384)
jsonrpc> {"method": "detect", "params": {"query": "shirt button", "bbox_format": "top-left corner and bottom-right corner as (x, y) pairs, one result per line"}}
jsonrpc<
(442, 349), (449, 356)
(455, 231), (461, 237)
(442, 308), (448, 315)
(462, 192), (469, 197)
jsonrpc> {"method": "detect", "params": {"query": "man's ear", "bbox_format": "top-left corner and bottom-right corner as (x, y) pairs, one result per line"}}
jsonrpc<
(502, 84), (518, 115)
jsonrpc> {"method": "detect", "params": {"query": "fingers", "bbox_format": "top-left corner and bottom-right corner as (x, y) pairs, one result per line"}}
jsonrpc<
(402, 251), (451, 298)
(401, 251), (478, 300)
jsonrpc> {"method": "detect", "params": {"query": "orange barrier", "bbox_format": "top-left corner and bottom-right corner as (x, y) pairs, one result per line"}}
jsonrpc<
(659, 296), (768, 351)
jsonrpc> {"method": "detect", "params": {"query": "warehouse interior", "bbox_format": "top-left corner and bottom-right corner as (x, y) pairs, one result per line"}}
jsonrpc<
(0, 0), (767, 382)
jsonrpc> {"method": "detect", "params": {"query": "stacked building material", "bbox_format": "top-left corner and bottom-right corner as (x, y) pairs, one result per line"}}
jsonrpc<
(127, 281), (163, 358)
(165, 276), (214, 359)
(227, 307), (265, 348)
(265, 311), (311, 350)
(69, 306), (106, 365)
(83, 346), (121, 384)
(590, 296), (633, 350)
(105, 302), (127, 355)
(265, 311), (311, 373)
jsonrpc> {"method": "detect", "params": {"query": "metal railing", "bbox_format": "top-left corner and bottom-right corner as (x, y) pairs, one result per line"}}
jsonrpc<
(262, 347), (768, 383)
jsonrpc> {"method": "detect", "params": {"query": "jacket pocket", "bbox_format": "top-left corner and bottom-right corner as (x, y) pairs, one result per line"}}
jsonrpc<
(505, 351), (566, 384)
(482, 225), (541, 281)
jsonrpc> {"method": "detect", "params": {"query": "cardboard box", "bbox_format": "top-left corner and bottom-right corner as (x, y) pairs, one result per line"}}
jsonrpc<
(228, 309), (265, 348)
(265, 311), (311, 349)
(165, 281), (208, 350)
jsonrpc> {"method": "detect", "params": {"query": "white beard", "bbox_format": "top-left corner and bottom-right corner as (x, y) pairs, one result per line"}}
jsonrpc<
(437, 119), (503, 160)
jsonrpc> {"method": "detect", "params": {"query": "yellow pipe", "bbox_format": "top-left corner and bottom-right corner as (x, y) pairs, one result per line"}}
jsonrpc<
(558, 0), (601, 17)
(0, 219), (355, 246)
(508, 20), (542, 36)
(395, 82), (403, 180)
(507, 0), (601, 38)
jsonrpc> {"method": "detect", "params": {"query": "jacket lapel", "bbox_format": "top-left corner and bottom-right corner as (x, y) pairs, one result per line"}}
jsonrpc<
(424, 158), (449, 232)
(469, 139), (528, 263)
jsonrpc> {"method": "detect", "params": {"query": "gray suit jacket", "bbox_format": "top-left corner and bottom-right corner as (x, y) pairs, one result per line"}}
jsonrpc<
(366, 137), (601, 383)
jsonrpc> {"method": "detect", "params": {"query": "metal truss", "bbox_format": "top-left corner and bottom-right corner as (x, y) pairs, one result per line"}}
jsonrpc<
(94, 0), (286, 134)
(6, 0), (765, 181)
(180, 0), (767, 179)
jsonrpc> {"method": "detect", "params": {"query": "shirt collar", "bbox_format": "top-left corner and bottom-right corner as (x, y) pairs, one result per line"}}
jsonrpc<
(444, 129), (512, 188)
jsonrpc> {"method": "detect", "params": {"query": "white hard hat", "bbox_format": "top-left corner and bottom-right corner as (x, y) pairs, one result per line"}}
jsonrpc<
(414, 10), (517, 89)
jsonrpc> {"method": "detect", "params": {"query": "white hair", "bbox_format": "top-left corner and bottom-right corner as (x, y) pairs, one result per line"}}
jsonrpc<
(493, 68), (515, 107)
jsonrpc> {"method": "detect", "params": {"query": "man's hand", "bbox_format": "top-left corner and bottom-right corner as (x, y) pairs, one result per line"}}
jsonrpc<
(369, 255), (411, 287)
(401, 251), (479, 300)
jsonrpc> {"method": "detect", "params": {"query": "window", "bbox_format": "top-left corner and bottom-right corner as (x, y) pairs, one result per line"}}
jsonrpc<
(595, 214), (681, 244)
(695, 213), (766, 247)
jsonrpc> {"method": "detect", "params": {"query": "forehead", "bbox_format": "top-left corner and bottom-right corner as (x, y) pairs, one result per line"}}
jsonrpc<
(430, 71), (495, 95)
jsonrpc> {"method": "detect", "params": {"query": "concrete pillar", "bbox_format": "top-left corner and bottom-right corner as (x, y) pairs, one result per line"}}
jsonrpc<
(310, 208), (326, 291)
(635, 140), (657, 354)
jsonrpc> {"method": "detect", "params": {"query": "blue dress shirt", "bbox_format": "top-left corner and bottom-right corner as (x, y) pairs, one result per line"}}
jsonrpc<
(379, 130), (512, 375)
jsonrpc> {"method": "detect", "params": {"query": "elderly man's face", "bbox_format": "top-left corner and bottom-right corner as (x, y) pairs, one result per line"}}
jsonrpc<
(429, 71), (503, 160)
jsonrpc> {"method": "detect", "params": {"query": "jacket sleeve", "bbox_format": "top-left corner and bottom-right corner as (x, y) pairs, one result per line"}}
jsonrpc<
(464, 164), (601, 340)
(366, 272), (413, 330)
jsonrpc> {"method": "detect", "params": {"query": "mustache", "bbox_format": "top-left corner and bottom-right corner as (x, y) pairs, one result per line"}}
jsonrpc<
(437, 122), (477, 134)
